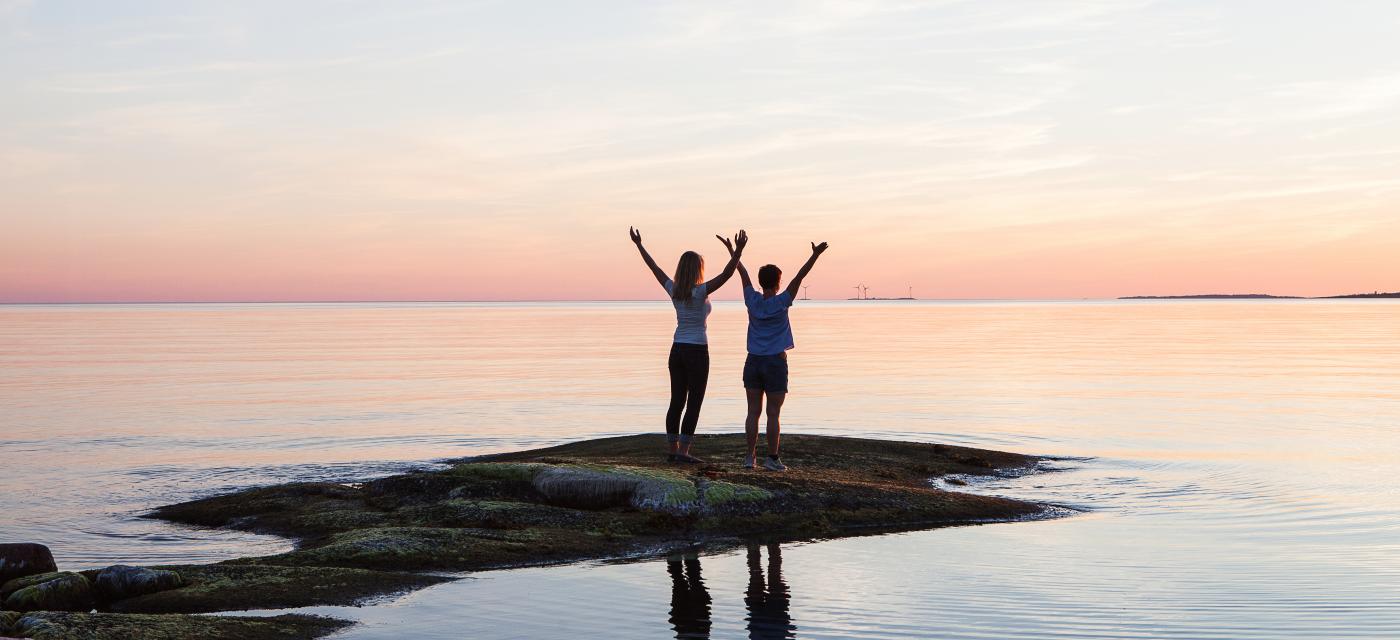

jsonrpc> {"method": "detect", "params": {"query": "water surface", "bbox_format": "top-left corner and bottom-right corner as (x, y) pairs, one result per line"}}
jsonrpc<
(3, 300), (1398, 637)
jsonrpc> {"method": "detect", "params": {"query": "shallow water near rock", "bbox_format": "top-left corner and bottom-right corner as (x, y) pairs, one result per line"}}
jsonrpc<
(3, 300), (1400, 638)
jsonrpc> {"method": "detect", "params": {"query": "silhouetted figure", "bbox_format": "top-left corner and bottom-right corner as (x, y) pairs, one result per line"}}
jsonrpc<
(630, 227), (748, 464)
(745, 543), (796, 639)
(668, 552), (712, 639)
(733, 240), (829, 471)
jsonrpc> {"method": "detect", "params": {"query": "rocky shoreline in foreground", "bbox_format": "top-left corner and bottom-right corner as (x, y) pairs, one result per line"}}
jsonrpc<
(1, 433), (1059, 639)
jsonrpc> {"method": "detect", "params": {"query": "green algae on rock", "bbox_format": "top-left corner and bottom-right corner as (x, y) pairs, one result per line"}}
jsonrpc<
(8, 611), (348, 640)
(107, 564), (449, 614)
(3, 572), (94, 613)
(1, 572), (75, 602)
(0, 609), (22, 633)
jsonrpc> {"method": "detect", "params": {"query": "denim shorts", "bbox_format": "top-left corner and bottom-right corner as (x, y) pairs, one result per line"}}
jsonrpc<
(742, 352), (788, 393)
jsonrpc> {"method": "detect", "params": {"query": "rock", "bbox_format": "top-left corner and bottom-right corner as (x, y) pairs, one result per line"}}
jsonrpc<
(0, 544), (57, 585)
(3, 573), (95, 612)
(92, 565), (185, 602)
(1, 572), (74, 601)
(108, 564), (449, 614)
(136, 434), (1048, 612)
(701, 481), (772, 505)
(11, 611), (349, 640)
(0, 610), (21, 633)
(532, 465), (701, 512)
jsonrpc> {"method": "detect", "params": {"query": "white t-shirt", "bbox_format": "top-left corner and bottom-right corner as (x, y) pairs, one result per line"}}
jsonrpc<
(662, 279), (711, 345)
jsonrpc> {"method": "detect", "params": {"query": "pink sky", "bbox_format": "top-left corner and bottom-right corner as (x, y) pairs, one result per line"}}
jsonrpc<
(3, 2), (1399, 302)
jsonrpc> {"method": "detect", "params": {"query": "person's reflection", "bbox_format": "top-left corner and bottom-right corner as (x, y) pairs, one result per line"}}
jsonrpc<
(745, 542), (796, 639)
(668, 551), (712, 639)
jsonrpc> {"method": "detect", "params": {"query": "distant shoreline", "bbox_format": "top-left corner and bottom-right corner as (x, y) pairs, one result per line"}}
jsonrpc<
(1121, 291), (1399, 300)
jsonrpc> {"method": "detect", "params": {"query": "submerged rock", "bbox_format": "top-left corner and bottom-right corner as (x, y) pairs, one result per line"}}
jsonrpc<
(3, 572), (94, 612)
(93, 566), (184, 602)
(0, 544), (57, 586)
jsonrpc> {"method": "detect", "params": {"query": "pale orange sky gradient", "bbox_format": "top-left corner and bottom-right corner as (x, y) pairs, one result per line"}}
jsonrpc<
(3, 2), (1399, 302)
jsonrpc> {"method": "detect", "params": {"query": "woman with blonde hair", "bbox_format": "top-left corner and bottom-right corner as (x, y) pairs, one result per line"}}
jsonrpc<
(629, 227), (747, 463)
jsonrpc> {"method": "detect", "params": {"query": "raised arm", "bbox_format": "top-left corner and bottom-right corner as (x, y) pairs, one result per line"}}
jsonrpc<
(702, 229), (748, 294)
(629, 227), (668, 288)
(737, 260), (753, 290)
(783, 241), (829, 300)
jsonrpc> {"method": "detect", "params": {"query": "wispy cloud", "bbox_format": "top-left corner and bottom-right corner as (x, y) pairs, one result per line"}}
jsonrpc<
(3, 0), (1399, 300)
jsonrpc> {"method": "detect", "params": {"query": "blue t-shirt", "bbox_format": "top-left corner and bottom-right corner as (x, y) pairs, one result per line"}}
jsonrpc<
(743, 285), (794, 355)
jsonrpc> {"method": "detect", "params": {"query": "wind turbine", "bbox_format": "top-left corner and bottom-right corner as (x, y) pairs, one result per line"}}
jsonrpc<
(802, 286), (810, 300)
(852, 285), (863, 300)
(861, 284), (870, 299)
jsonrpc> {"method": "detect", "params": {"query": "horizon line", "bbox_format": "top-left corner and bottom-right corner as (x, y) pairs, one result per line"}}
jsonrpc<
(2, 294), (1395, 305)
(0, 297), (1104, 305)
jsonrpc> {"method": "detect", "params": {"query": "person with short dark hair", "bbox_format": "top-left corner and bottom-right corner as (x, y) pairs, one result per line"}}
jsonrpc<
(727, 240), (829, 471)
(631, 227), (748, 464)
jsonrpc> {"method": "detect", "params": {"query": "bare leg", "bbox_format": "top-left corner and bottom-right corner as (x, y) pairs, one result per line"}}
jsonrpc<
(764, 392), (786, 457)
(745, 388), (764, 459)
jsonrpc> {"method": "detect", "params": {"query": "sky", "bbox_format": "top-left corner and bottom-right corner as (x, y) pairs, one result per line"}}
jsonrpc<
(3, 0), (1399, 302)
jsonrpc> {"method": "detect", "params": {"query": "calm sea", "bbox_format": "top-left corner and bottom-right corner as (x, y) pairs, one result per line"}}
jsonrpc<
(3, 300), (1399, 638)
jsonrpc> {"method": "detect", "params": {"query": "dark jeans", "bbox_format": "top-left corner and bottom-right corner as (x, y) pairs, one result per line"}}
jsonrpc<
(667, 342), (710, 438)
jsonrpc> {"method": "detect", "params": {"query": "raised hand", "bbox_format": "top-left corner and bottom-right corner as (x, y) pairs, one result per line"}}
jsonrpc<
(629, 226), (642, 245)
(735, 229), (748, 252)
(716, 234), (735, 256)
(811, 241), (829, 256)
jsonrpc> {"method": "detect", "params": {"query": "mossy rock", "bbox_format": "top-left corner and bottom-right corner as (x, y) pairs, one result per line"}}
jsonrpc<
(702, 481), (773, 506)
(0, 610), (21, 634)
(11, 611), (348, 640)
(292, 509), (391, 533)
(249, 526), (621, 571)
(445, 462), (547, 483)
(531, 464), (700, 512)
(3, 573), (94, 613)
(92, 566), (184, 602)
(109, 564), (449, 614)
(132, 434), (1048, 614)
(252, 527), (535, 570)
(1, 572), (74, 601)
(398, 498), (598, 530)
(146, 482), (369, 536)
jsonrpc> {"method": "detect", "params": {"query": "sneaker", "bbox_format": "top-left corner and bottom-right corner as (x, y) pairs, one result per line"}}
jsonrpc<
(762, 456), (787, 472)
(743, 454), (756, 469)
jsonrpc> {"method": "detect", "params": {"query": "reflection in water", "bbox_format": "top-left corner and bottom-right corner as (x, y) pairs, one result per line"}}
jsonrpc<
(668, 552), (712, 639)
(668, 544), (797, 640)
(745, 543), (796, 640)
